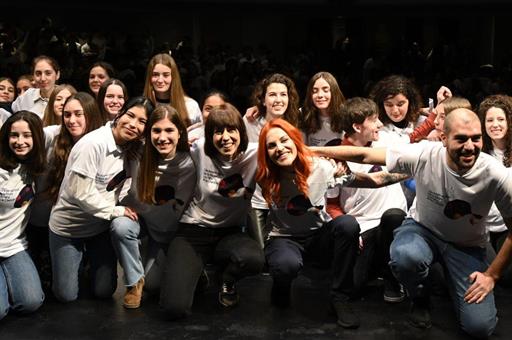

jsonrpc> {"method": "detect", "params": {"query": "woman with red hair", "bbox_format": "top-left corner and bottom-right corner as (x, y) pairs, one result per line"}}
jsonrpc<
(257, 118), (361, 329)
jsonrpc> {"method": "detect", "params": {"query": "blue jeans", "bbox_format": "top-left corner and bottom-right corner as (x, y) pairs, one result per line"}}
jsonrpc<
(0, 250), (44, 320)
(110, 216), (144, 287)
(390, 219), (497, 338)
(49, 230), (118, 302)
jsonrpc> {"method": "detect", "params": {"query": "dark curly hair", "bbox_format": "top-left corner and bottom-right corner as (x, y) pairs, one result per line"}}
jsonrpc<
(369, 75), (422, 126)
(477, 94), (512, 167)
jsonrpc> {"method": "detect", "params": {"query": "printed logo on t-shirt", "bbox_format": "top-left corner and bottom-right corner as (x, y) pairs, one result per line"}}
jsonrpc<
(106, 169), (128, 192)
(154, 185), (184, 209)
(14, 184), (34, 208)
(286, 194), (323, 216)
(443, 199), (483, 225)
(217, 173), (253, 199)
(324, 138), (342, 147)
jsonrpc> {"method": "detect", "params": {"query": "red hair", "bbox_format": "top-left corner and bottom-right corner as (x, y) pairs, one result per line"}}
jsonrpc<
(256, 118), (312, 205)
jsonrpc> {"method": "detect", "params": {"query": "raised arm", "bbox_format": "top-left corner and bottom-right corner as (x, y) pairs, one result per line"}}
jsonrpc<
(310, 145), (387, 165)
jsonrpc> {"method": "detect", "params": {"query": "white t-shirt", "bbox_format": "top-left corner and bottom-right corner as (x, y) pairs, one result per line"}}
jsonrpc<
(123, 152), (196, 243)
(373, 116), (426, 147)
(11, 88), (48, 118)
(485, 148), (508, 233)
(303, 115), (344, 147)
(185, 97), (203, 126)
(180, 139), (258, 228)
(386, 141), (512, 247)
(49, 123), (130, 238)
(268, 157), (350, 238)
(0, 165), (33, 257)
(0, 108), (10, 126)
(340, 162), (407, 234)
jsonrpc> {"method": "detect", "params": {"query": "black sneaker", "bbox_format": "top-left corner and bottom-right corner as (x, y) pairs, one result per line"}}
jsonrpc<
(219, 281), (239, 307)
(271, 282), (291, 308)
(409, 296), (432, 329)
(383, 279), (405, 303)
(331, 301), (360, 329)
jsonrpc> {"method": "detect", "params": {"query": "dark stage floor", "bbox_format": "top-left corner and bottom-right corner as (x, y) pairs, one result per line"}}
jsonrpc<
(2, 267), (512, 340)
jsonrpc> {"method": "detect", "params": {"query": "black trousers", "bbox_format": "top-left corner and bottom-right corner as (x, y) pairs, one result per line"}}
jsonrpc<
(264, 215), (360, 302)
(352, 208), (406, 293)
(160, 223), (264, 319)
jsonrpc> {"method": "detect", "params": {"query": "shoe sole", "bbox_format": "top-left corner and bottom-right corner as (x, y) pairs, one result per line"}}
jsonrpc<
(337, 320), (360, 329)
(123, 303), (141, 309)
(383, 295), (406, 303)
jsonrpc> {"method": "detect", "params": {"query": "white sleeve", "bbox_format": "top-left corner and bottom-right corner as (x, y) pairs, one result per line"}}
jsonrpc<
(185, 97), (203, 125)
(11, 96), (21, 113)
(67, 171), (125, 220)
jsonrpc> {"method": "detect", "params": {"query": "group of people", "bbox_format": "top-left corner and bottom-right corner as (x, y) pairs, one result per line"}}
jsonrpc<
(1, 52), (512, 339)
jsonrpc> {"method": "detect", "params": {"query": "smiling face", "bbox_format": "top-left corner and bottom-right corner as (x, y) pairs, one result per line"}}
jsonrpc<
(103, 84), (125, 119)
(213, 126), (240, 160)
(33, 59), (60, 97)
(264, 82), (289, 119)
(485, 107), (508, 145)
(89, 66), (110, 96)
(0, 79), (15, 102)
(151, 117), (180, 159)
(112, 105), (148, 145)
(353, 113), (383, 144)
(442, 110), (483, 174)
(383, 93), (409, 123)
(63, 99), (87, 142)
(151, 63), (172, 98)
(266, 127), (298, 169)
(9, 120), (33, 159)
(53, 88), (73, 117)
(311, 77), (331, 115)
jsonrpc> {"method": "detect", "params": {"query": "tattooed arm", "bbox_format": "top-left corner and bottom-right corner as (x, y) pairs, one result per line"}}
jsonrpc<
(347, 171), (410, 188)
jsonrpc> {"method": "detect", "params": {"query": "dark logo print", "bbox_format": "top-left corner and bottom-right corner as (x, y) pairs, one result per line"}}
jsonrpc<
(444, 199), (483, 225)
(154, 185), (184, 208)
(107, 169), (128, 192)
(14, 185), (34, 208)
(218, 173), (253, 198)
(325, 138), (342, 147)
(368, 164), (382, 173)
(286, 194), (323, 216)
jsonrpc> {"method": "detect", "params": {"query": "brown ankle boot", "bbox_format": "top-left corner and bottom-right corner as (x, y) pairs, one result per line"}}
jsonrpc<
(123, 277), (145, 309)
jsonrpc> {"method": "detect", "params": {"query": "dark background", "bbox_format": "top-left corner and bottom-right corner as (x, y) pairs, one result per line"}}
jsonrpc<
(2, 0), (512, 110)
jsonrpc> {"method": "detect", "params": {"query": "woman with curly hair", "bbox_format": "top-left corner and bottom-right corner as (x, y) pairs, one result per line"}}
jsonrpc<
(478, 94), (512, 286)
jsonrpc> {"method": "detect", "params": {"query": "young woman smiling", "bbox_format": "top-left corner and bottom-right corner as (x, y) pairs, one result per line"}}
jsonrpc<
(244, 73), (300, 248)
(161, 103), (264, 319)
(0, 111), (46, 320)
(48, 97), (153, 303)
(28, 92), (104, 292)
(12, 55), (61, 118)
(111, 104), (196, 309)
(143, 53), (202, 130)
